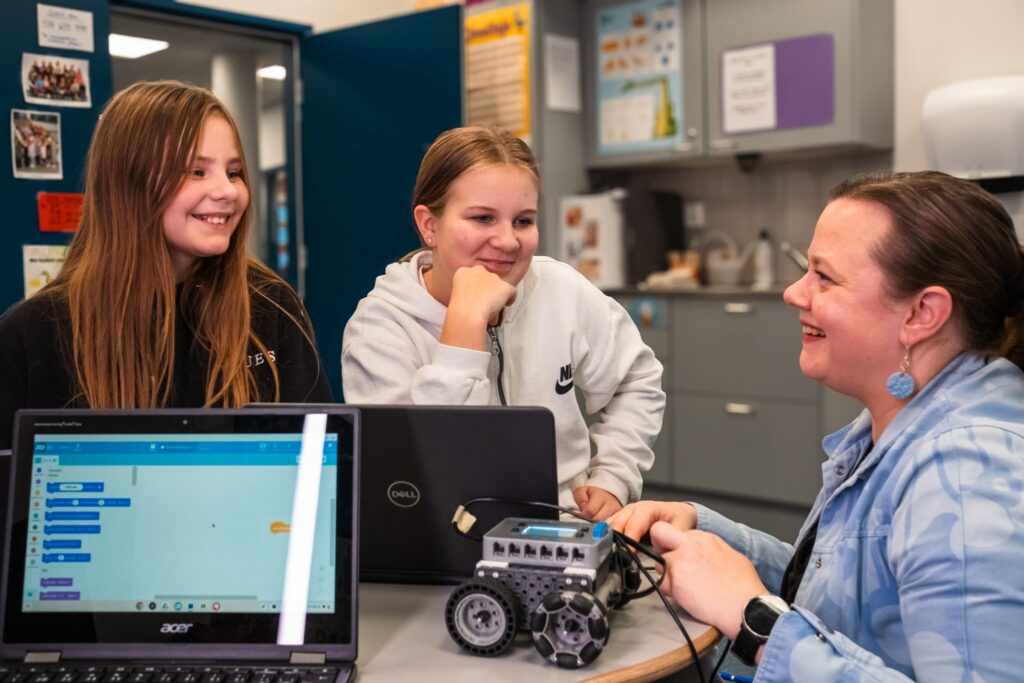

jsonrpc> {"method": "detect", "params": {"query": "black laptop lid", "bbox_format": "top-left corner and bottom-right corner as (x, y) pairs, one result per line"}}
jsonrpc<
(356, 405), (558, 583)
(1, 408), (359, 663)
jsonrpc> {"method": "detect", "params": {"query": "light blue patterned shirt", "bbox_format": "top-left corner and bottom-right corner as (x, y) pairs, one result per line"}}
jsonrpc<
(695, 353), (1024, 681)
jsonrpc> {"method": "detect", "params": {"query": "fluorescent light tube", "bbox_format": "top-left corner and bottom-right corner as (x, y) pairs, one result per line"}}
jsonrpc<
(109, 33), (169, 59)
(258, 65), (287, 80)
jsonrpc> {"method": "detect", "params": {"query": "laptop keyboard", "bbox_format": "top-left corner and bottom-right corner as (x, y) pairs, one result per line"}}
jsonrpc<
(0, 667), (340, 683)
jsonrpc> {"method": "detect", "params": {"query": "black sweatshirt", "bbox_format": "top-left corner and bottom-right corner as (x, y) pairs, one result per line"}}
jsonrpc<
(0, 272), (332, 450)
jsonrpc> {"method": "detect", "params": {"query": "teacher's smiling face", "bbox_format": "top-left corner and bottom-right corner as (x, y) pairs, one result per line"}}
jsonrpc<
(783, 198), (910, 403)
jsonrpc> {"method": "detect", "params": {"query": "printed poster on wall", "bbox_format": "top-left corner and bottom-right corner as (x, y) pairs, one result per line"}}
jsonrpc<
(464, 2), (531, 142)
(596, 0), (684, 156)
(22, 52), (91, 109)
(23, 244), (68, 298)
(11, 109), (63, 180)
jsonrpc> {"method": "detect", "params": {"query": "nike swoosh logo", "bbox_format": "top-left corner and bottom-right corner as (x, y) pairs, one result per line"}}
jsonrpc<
(555, 378), (574, 395)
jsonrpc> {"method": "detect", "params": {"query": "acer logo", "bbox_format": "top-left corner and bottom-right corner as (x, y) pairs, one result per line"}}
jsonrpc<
(160, 623), (194, 634)
(386, 481), (420, 508)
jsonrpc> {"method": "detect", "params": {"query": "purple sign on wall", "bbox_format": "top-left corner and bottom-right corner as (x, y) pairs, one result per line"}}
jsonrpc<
(721, 32), (834, 135)
(775, 33), (834, 130)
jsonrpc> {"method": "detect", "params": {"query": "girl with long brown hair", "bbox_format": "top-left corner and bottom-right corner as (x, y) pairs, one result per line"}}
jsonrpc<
(0, 80), (330, 449)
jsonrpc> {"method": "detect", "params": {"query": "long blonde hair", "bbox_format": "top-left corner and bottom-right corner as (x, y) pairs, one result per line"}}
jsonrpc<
(47, 79), (288, 408)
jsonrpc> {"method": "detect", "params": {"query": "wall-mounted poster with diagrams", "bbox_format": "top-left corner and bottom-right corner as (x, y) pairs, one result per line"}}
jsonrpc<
(596, 0), (684, 156)
(464, 2), (531, 142)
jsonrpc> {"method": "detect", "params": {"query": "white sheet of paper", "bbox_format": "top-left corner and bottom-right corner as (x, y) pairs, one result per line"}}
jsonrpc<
(37, 4), (94, 53)
(23, 244), (67, 299)
(722, 43), (776, 134)
(544, 34), (581, 113)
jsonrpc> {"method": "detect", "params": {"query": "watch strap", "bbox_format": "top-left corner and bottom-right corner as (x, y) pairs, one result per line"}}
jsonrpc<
(731, 622), (766, 667)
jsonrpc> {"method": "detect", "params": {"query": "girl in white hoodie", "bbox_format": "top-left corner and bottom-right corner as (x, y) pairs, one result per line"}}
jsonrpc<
(342, 126), (664, 520)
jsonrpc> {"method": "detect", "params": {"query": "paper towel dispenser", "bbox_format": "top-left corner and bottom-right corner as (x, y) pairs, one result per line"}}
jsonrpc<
(923, 76), (1024, 191)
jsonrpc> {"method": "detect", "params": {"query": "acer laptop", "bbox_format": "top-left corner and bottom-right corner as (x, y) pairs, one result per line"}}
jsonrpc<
(0, 407), (359, 682)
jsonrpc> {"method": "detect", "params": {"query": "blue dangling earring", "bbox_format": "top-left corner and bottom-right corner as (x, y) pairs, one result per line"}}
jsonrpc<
(886, 346), (916, 399)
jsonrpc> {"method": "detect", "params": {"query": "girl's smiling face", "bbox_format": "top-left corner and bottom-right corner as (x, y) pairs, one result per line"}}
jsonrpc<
(162, 115), (248, 279)
(416, 163), (539, 305)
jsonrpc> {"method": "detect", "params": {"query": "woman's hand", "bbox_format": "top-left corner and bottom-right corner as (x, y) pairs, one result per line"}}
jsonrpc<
(440, 266), (517, 351)
(573, 485), (622, 520)
(650, 522), (767, 640)
(608, 500), (698, 542)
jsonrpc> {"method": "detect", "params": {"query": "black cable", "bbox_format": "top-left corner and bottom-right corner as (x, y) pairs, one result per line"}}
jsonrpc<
(629, 550), (707, 683)
(453, 496), (718, 683)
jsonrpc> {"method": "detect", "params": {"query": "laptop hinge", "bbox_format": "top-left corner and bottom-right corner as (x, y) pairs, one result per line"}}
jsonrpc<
(24, 651), (62, 664)
(289, 652), (327, 665)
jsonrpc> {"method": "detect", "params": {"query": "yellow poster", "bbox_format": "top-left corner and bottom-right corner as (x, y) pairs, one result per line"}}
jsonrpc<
(464, 2), (531, 142)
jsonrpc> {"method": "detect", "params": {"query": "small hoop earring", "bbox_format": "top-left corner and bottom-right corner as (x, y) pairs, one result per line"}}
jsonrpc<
(886, 346), (916, 399)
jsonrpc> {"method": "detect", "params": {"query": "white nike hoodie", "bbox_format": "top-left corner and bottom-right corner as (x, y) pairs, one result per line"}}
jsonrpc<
(341, 252), (665, 510)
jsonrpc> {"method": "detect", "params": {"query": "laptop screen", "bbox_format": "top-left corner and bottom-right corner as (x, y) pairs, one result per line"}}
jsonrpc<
(24, 432), (337, 615)
(1, 408), (358, 660)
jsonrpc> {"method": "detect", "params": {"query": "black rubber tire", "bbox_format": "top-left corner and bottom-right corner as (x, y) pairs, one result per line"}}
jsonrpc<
(444, 577), (520, 657)
(530, 590), (610, 669)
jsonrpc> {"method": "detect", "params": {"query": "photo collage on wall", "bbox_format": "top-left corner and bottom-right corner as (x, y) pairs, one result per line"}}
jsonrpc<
(14, 3), (94, 297)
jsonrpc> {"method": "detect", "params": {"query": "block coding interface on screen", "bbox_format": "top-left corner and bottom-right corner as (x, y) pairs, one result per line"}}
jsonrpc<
(22, 433), (338, 614)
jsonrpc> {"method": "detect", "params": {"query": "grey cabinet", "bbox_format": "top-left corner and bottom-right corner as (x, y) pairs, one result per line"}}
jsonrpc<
(583, 0), (893, 167)
(614, 290), (861, 507)
(705, 0), (893, 157)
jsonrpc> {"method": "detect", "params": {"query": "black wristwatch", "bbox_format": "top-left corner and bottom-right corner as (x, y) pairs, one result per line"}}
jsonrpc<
(732, 594), (790, 666)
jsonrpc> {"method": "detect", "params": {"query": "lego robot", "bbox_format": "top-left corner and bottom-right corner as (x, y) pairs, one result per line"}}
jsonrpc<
(444, 517), (634, 669)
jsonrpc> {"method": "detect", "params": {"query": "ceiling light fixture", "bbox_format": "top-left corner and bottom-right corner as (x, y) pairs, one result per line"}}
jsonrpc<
(109, 33), (169, 59)
(257, 65), (287, 80)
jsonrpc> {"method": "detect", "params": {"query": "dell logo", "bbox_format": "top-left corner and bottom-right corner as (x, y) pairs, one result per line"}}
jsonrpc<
(160, 623), (194, 634)
(387, 481), (420, 508)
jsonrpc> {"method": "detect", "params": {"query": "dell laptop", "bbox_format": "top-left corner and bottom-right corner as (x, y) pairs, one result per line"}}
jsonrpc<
(249, 404), (559, 584)
(0, 407), (359, 681)
(352, 405), (558, 584)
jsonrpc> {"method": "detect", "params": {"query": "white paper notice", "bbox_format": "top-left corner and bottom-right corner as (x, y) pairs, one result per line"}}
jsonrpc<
(23, 244), (67, 298)
(544, 34), (581, 113)
(722, 43), (776, 134)
(37, 4), (94, 53)
(600, 93), (656, 146)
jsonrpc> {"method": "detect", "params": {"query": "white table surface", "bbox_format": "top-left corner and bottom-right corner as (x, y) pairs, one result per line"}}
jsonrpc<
(356, 582), (720, 682)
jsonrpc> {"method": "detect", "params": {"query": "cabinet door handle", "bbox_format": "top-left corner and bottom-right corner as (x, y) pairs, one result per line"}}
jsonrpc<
(723, 302), (754, 314)
(725, 402), (757, 415)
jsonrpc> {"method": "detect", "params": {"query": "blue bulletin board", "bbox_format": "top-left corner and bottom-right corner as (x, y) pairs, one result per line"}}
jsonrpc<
(0, 0), (112, 311)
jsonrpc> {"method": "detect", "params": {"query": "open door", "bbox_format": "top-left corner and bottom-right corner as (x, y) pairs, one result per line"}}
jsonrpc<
(299, 6), (464, 399)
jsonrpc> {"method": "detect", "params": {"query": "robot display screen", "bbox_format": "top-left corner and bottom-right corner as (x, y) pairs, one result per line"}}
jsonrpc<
(519, 525), (577, 539)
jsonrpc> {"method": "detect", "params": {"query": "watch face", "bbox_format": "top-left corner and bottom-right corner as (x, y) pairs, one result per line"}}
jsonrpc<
(743, 596), (788, 639)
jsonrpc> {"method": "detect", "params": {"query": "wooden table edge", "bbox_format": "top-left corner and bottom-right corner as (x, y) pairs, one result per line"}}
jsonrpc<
(579, 627), (722, 683)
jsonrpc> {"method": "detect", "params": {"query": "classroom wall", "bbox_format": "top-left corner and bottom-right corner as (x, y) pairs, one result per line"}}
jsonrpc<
(893, 0), (1024, 171)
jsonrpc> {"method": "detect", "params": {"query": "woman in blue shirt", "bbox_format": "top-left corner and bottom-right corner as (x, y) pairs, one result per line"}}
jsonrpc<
(612, 171), (1024, 682)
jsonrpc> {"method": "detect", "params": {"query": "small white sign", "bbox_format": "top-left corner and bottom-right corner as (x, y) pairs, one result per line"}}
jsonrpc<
(544, 34), (581, 113)
(23, 244), (68, 299)
(722, 43), (776, 134)
(37, 4), (94, 53)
